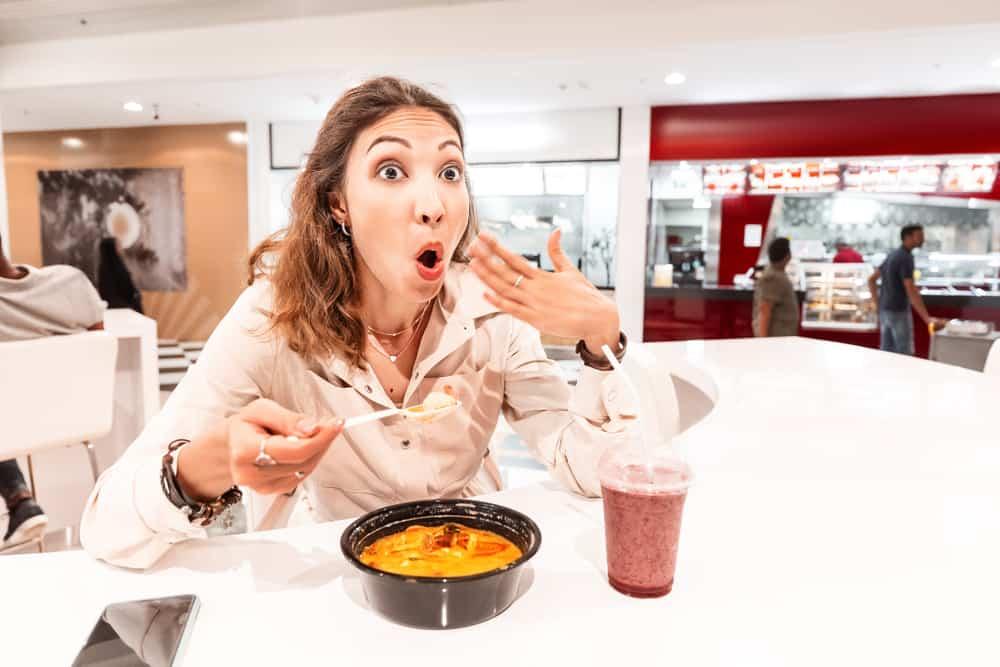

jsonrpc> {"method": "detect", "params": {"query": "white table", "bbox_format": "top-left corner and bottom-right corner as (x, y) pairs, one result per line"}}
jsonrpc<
(2, 337), (998, 666)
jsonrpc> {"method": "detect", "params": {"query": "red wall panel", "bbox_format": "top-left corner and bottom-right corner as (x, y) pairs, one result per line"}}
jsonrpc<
(650, 93), (1000, 161)
(717, 195), (775, 285)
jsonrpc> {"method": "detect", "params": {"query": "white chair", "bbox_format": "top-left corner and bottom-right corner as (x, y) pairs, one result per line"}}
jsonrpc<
(984, 339), (1000, 377)
(0, 332), (118, 552)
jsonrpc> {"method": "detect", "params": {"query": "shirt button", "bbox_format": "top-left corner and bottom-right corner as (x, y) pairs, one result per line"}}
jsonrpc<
(401, 439), (411, 449)
(364, 385), (372, 394)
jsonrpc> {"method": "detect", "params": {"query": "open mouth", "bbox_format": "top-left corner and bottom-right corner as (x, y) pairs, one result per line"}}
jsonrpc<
(414, 242), (445, 280)
(418, 248), (439, 268)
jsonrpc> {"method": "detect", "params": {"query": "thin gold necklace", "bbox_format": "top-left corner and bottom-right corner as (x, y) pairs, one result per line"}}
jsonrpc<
(367, 303), (429, 364)
(366, 302), (429, 337)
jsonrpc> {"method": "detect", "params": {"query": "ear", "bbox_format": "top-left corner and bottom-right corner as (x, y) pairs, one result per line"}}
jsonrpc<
(328, 191), (348, 223)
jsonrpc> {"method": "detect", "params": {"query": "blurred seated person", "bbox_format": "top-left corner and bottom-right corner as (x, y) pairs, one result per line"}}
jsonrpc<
(833, 239), (864, 264)
(98, 237), (144, 313)
(753, 237), (798, 337)
(0, 232), (106, 549)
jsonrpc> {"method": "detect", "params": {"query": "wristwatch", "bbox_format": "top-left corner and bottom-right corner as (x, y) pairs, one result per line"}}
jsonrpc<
(575, 331), (627, 371)
(160, 439), (242, 526)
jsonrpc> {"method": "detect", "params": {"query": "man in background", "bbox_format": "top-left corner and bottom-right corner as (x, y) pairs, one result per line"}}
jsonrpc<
(0, 232), (106, 549)
(833, 238), (864, 263)
(753, 237), (799, 338)
(867, 224), (946, 355)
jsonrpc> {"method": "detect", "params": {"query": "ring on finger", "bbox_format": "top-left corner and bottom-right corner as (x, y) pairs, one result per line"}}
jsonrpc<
(253, 438), (279, 467)
(512, 274), (524, 288)
(294, 471), (306, 480)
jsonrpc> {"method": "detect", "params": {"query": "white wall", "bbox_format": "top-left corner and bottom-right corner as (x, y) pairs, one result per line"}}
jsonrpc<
(463, 109), (619, 164)
(246, 119), (272, 250)
(268, 168), (299, 236)
(0, 112), (8, 258)
(615, 105), (651, 342)
(270, 121), (320, 169)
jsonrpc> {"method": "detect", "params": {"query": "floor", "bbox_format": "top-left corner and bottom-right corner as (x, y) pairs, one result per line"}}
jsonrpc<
(2, 341), (573, 555)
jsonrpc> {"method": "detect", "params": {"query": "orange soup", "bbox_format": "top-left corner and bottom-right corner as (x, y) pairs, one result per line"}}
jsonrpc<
(361, 523), (523, 577)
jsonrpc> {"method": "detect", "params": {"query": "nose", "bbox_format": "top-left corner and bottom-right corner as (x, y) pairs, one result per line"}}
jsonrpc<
(415, 183), (445, 226)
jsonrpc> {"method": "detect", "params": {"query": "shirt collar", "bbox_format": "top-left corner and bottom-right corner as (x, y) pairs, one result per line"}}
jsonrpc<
(439, 261), (501, 323)
(322, 262), (500, 389)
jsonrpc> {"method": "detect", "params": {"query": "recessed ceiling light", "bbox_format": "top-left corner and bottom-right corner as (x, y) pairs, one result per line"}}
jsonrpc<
(664, 72), (686, 85)
(227, 130), (248, 145)
(62, 137), (84, 149)
(123, 101), (143, 112)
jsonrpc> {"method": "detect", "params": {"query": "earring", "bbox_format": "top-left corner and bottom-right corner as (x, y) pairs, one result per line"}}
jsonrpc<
(339, 220), (351, 238)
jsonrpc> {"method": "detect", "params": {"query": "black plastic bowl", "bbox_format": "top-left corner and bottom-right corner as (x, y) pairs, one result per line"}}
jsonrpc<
(340, 499), (541, 629)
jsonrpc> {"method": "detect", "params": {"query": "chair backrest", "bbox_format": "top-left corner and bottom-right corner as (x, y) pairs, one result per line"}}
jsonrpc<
(620, 342), (680, 446)
(984, 339), (1000, 377)
(0, 332), (118, 459)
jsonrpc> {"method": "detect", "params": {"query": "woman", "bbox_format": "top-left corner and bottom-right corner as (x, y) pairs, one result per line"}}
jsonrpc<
(81, 77), (632, 569)
(97, 236), (144, 313)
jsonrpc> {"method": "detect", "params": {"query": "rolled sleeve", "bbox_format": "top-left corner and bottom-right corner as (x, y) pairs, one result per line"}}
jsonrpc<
(81, 455), (207, 569)
(80, 282), (274, 569)
(501, 318), (634, 498)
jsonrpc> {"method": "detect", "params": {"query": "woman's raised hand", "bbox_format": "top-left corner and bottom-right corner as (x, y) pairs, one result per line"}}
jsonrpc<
(468, 229), (621, 353)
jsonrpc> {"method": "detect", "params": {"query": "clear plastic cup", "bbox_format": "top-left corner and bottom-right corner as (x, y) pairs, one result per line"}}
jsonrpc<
(598, 439), (693, 598)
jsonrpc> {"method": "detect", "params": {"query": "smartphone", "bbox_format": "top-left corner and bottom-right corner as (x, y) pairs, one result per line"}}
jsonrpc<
(71, 594), (200, 667)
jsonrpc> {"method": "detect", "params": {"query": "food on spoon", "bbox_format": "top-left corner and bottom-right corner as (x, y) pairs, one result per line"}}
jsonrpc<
(403, 389), (459, 422)
(422, 389), (457, 411)
(361, 523), (522, 577)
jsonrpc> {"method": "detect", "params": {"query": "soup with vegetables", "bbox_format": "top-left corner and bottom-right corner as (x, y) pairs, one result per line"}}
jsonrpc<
(361, 523), (522, 577)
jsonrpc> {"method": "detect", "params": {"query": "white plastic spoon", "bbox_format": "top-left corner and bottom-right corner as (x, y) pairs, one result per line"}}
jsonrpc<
(343, 395), (462, 430)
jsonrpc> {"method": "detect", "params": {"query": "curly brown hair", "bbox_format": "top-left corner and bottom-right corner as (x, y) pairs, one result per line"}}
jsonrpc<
(248, 77), (478, 368)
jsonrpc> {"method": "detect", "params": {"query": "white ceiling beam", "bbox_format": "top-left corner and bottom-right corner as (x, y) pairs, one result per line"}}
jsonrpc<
(3, 0), (1000, 91)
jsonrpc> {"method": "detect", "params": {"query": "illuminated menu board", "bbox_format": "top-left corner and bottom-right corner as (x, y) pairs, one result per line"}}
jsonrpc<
(842, 160), (942, 193)
(748, 161), (841, 193)
(941, 160), (998, 193)
(653, 156), (997, 199)
(703, 164), (747, 195)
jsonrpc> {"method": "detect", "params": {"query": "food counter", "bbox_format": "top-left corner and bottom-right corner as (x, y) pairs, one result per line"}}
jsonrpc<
(645, 283), (1000, 359)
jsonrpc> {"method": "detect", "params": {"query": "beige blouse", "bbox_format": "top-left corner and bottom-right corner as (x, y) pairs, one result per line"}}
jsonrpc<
(80, 264), (635, 569)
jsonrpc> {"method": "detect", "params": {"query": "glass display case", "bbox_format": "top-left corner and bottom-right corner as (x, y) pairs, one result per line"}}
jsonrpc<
(800, 262), (877, 331)
(913, 253), (1000, 295)
(469, 162), (619, 288)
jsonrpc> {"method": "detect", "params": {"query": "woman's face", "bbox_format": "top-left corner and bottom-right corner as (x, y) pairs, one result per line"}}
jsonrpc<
(337, 107), (470, 304)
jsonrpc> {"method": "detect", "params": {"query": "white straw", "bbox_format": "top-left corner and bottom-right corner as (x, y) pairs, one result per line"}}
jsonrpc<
(601, 344), (654, 468)
(601, 344), (641, 406)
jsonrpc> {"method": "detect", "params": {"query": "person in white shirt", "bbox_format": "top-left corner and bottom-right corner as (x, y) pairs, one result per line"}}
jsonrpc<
(0, 232), (106, 549)
(81, 77), (634, 570)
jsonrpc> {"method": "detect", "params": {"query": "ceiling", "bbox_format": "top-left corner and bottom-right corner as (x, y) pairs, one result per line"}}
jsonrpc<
(0, 0), (483, 43)
(2, 2), (1000, 132)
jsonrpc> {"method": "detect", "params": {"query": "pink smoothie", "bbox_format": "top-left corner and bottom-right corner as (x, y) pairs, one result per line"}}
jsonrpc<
(600, 459), (691, 598)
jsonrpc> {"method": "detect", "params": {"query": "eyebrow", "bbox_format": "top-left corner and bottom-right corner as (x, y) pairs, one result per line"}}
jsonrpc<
(366, 135), (463, 154)
(367, 135), (410, 153)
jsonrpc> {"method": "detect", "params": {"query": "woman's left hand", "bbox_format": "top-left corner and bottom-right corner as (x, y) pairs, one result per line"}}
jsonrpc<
(468, 229), (621, 354)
